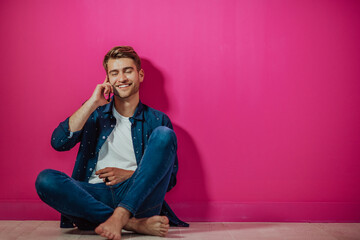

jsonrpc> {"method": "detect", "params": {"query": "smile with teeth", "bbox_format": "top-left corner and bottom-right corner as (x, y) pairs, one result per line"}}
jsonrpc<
(116, 83), (132, 88)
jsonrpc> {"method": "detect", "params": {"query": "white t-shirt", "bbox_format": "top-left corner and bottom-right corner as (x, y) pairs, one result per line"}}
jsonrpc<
(88, 105), (137, 184)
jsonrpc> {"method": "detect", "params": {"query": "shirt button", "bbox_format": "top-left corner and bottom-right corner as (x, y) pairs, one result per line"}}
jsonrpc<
(102, 136), (106, 139)
(111, 125), (114, 127)
(89, 168), (93, 171)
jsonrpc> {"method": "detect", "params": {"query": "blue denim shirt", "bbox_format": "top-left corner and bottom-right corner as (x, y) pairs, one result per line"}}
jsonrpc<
(51, 98), (188, 227)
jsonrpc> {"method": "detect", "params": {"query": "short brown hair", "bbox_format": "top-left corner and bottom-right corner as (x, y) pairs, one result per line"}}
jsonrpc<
(103, 46), (141, 72)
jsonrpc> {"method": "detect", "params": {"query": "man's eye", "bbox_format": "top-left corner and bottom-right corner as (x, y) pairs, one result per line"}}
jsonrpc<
(125, 70), (132, 74)
(111, 73), (118, 76)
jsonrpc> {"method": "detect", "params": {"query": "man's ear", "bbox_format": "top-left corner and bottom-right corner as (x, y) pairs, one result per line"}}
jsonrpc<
(139, 69), (144, 83)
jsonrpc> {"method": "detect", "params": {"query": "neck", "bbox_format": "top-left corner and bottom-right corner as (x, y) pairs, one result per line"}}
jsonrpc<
(113, 93), (140, 117)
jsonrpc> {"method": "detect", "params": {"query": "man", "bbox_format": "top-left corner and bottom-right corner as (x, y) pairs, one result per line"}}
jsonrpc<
(35, 46), (188, 240)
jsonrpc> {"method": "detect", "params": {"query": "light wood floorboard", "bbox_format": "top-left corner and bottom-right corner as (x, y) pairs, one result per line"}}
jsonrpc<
(0, 221), (359, 240)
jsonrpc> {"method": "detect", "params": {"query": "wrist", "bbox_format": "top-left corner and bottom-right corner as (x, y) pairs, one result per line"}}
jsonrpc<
(85, 98), (101, 111)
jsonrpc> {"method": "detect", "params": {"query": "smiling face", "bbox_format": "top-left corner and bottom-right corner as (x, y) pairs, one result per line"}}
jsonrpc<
(107, 57), (144, 100)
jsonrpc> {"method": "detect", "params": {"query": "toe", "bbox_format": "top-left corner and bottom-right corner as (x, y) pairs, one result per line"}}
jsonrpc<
(104, 231), (112, 239)
(161, 216), (169, 224)
(160, 223), (170, 229)
(95, 225), (104, 235)
(160, 229), (168, 237)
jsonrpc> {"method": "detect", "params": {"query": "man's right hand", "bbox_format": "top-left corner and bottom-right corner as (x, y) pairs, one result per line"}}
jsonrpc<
(88, 77), (114, 108)
(69, 77), (113, 132)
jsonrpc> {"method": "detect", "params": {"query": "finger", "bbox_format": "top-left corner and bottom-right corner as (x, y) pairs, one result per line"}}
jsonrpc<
(102, 176), (115, 182)
(96, 167), (111, 175)
(103, 84), (113, 102)
(98, 172), (114, 179)
(95, 169), (105, 175)
(103, 76), (109, 84)
(106, 86), (113, 101)
(103, 84), (110, 95)
(107, 176), (115, 181)
(106, 180), (116, 186)
(104, 82), (114, 93)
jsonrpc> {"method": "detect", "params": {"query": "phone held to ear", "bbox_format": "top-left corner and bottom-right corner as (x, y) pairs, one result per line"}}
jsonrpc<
(106, 75), (112, 102)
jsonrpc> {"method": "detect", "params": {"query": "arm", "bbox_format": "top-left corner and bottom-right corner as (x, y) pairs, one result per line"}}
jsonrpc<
(69, 79), (113, 132)
(51, 78), (113, 151)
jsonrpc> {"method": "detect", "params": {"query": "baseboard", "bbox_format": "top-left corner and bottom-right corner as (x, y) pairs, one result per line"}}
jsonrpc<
(0, 200), (60, 220)
(169, 201), (360, 222)
(1, 200), (359, 222)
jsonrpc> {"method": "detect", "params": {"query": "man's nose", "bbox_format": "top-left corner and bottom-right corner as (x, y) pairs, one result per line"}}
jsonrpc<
(118, 73), (128, 82)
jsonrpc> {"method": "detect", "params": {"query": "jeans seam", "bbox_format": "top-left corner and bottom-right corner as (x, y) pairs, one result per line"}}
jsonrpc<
(110, 188), (117, 209)
(118, 169), (138, 207)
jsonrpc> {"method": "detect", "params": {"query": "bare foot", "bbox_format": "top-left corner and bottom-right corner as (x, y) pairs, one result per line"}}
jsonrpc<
(124, 215), (170, 237)
(95, 207), (131, 240)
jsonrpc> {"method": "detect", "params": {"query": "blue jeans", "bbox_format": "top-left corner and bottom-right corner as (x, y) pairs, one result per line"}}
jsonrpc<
(35, 126), (176, 230)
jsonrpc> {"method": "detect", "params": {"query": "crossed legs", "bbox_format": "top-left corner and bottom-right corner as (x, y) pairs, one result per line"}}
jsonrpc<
(35, 126), (177, 240)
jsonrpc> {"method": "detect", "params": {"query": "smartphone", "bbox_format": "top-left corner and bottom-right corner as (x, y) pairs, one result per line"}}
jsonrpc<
(106, 75), (112, 102)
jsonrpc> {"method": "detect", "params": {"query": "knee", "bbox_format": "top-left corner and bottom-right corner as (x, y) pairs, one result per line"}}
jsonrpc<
(35, 169), (59, 194)
(151, 126), (177, 148)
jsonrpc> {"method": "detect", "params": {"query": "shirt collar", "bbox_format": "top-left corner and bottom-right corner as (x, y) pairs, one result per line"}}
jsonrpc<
(102, 96), (144, 121)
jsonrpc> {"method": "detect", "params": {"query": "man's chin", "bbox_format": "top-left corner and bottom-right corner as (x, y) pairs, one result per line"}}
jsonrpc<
(114, 93), (132, 99)
(113, 88), (139, 100)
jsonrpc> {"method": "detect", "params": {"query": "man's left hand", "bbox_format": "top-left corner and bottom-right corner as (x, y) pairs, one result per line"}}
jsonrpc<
(96, 167), (135, 186)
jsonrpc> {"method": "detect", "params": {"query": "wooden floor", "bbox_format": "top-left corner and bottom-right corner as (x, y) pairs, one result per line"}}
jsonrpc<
(0, 221), (359, 240)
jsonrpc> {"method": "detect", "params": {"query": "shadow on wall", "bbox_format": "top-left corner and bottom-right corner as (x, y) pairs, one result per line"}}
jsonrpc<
(140, 59), (169, 112)
(171, 124), (209, 221)
(140, 59), (209, 221)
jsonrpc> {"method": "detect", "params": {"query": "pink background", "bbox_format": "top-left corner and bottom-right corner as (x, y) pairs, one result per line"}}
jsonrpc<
(1, 0), (360, 222)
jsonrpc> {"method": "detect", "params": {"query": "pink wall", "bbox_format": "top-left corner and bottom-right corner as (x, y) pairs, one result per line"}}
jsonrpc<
(1, 0), (360, 222)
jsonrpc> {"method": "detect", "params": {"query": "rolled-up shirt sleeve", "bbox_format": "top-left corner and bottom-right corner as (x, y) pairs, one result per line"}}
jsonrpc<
(51, 117), (83, 151)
